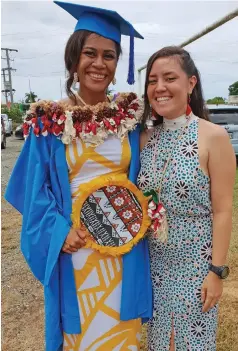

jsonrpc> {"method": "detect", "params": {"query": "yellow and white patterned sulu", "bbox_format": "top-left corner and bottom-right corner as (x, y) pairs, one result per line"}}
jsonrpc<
(64, 136), (141, 351)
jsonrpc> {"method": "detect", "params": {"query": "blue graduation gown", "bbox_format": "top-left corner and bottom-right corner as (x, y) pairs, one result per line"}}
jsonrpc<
(5, 125), (152, 351)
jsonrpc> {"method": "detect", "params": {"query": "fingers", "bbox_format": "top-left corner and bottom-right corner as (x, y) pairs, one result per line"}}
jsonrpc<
(209, 298), (218, 310)
(201, 273), (223, 313)
(62, 238), (81, 253)
(201, 282), (212, 313)
(62, 242), (70, 252)
(62, 241), (78, 254)
(77, 238), (87, 247)
(202, 293), (219, 313)
(201, 288), (206, 303)
(202, 294), (213, 313)
(67, 245), (78, 253)
(62, 248), (73, 254)
(79, 224), (87, 231)
(201, 283), (221, 312)
(61, 246), (72, 254)
(76, 228), (87, 241)
(73, 228), (87, 247)
(74, 233), (87, 247)
(62, 227), (87, 253)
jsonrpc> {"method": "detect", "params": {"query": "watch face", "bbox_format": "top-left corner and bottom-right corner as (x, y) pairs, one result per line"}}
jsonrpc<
(221, 266), (230, 279)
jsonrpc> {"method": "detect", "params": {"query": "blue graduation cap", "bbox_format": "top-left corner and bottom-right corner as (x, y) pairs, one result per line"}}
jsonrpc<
(54, 1), (143, 85)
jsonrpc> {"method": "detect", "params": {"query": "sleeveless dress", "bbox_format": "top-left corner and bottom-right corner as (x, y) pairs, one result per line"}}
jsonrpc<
(137, 116), (217, 350)
(63, 135), (141, 351)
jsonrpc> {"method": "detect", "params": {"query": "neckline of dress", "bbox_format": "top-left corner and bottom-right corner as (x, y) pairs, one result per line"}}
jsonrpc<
(163, 113), (194, 131)
(74, 91), (110, 106)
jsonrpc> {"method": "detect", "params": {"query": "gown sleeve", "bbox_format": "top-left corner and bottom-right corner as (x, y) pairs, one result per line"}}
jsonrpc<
(5, 129), (72, 285)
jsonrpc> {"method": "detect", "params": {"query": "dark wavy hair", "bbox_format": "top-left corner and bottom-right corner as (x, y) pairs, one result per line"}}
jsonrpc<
(64, 30), (122, 104)
(142, 46), (209, 126)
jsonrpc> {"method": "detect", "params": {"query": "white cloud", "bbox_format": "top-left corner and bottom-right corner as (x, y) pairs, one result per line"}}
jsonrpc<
(1, 0), (238, 102)
(134, 22), (172, 35)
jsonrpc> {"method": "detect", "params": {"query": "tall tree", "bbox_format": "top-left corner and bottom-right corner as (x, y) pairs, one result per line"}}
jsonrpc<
(206, 97), (226, 105)
(106, 87), (114, 96)
(228, 81), (238, 96)
(25, 92), (38, 103)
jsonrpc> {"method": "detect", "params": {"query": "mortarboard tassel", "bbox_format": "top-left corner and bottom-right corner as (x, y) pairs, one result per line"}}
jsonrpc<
(127, 26), (135, 85)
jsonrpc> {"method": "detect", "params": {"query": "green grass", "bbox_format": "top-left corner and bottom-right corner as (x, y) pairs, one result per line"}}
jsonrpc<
(233, 169), (238, 209)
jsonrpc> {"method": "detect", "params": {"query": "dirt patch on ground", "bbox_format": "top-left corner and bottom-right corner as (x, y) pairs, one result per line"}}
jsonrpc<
(1, 138), (238, 350)
(1, 138), (44, 351)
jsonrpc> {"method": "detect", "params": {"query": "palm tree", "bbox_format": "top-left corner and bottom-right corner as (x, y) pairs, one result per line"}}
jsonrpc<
(106, 88), (114, 96)
(25, 92), (38, 103)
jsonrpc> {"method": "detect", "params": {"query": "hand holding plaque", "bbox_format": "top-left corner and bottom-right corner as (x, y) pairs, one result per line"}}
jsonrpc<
(71, 175), (151, 256)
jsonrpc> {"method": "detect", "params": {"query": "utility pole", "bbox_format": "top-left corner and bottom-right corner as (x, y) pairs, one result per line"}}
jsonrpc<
(1, 47), (18, 103)
(1, 69), (8, 104)
(1, 67), (16, 104)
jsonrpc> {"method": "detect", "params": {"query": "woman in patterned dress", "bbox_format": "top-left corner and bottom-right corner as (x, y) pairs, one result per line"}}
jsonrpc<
(137, 46), (236, 350)
(61, 21), (148, 349)
(5, 3), (152, 351)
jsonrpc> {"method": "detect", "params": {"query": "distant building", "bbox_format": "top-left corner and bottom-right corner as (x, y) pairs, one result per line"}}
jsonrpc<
(228, 95), (238, 105)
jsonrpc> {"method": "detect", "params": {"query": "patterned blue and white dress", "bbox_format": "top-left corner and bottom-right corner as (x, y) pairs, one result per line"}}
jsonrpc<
(137, 115), (217, 350)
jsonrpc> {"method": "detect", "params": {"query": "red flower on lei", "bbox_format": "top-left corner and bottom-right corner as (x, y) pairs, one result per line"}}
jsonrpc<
(23, 93), (142, 144)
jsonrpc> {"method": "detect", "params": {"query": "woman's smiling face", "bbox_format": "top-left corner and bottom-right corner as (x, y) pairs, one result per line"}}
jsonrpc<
(77, 33), (118, 94)
(147, 56), (197, 119)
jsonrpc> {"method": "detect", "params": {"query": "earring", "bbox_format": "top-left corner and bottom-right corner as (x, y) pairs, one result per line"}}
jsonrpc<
(112, 77), (116, 85)
(186, 93), (192, 116)
(150, 106), (157, 120)
(188, 93), (191, 104)
(72, 72), (79, 91)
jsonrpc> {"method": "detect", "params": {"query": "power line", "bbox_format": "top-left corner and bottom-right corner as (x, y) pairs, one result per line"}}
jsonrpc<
(13, 70), (65, 78)
(138, 8), (238, 73)
(137, 7), (238, 95)
(1, 27), (62, 37)
(17, 52), (54, 60)
(1, 31), (70, 42)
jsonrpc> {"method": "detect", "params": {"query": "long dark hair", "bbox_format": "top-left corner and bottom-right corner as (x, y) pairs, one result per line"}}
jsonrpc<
(143, 46), (209, 126)
(64, 30), (122, 104)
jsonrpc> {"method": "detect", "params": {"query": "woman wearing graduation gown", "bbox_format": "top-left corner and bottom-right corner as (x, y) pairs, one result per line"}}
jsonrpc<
(5, 2), (152, 351)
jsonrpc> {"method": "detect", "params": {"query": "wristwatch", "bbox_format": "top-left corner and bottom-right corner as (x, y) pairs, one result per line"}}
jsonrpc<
(209, 264), (230, 279)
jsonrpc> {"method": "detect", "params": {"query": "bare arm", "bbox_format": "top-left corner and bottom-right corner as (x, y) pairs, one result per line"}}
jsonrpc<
(201, 126), (236, 312)
(209, 127), (236, 265)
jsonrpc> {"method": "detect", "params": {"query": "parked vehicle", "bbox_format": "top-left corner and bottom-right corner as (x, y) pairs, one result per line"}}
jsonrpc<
(15, 124), (24, 140)
(1, 113), (13, 136)
(207, 105), (238, 161)
(1, 116), (7, 149)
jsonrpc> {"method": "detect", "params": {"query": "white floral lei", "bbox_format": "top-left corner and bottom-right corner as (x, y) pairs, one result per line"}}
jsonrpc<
(23, 93), (144, 146)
